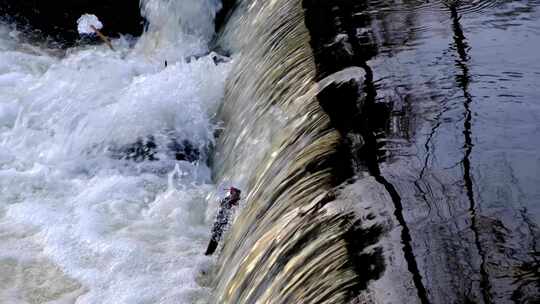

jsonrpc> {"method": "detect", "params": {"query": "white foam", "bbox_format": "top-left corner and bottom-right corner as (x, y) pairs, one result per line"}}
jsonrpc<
(0, 0), (229, 303)
(77, 14), (103, 35)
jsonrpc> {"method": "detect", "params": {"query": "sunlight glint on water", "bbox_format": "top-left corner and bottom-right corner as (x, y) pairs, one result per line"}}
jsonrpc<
(0, 1), (230, 303)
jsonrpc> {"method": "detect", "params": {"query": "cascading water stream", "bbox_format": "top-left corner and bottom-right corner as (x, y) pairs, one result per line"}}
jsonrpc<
(0, 1), (230, 303)
(2, 0), (539, 303)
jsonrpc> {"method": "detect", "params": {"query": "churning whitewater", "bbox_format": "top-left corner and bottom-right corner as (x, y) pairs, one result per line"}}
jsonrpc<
(0, 0), (230, 303)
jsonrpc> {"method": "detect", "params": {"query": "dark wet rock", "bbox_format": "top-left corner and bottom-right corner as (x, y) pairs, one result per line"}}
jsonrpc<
(302, 1), (391, 302)
(167, 139), (200, 162)
(215, 0), (236, 32)
(112, 137), (158, 162)
(111, 137), (200, 163)
(0, 0), (144, 46)
(344, 217), (386, 291)
(303, 0), (385, 173)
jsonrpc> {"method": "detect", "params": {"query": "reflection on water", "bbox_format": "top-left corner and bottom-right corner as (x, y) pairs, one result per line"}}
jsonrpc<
(353, 0), (540, 303)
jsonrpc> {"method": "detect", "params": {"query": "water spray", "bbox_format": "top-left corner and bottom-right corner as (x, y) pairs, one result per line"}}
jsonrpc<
(77, 14), (114, 51)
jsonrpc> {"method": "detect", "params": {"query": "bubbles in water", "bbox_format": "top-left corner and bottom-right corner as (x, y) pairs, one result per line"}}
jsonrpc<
(0, 0), (230, 303)
(77, 14), (103, 35)
(136, 0), (223, 63)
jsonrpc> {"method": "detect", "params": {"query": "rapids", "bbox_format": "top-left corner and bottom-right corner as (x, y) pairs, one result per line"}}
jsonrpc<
(0, 0), (230, 303)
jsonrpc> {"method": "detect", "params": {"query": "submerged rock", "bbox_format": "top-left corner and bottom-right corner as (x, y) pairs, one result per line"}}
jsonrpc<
(110, 136), (201, 163)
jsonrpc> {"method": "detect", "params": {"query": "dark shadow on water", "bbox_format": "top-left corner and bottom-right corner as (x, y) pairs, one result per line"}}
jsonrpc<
(303, 0), (429, 302)
(448, 4), (492, 303)
(0, 0), (144, 46)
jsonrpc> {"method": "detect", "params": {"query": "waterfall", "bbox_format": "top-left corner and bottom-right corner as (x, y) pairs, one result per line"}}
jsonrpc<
(4, 0), (537, 302)
(205, 1), (540, 303)
(208, 0), (385, 302)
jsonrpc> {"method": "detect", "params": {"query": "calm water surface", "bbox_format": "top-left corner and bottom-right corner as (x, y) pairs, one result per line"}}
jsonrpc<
(359, 1), (539, 303)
